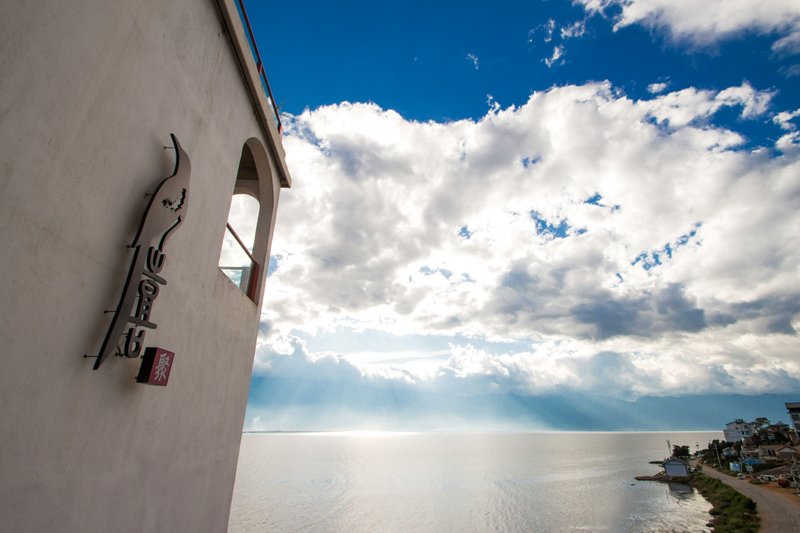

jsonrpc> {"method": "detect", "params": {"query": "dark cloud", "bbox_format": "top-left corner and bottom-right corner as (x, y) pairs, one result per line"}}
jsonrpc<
(573, 284), (707, 339)
(488, 262), (710, 340)
(572, 284), (707, 339)
(730, 295), (800, 335)
(258, 319), (273, 338)
(329, 136), (413, 182)
(572, 298), (642, 339)
(768, 317), (797, 334)
(653, 283), (706, 332)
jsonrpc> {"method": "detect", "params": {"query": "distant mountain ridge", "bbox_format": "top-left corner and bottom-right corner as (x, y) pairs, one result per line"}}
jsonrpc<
(247, 376), (797, 432)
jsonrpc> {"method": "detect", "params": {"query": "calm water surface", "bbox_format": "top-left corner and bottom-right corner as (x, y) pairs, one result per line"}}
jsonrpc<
(229, 431), (721, 532)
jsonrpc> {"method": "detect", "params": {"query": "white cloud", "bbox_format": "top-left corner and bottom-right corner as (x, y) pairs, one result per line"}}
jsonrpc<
(773, 27), (800, 55)
(544, 18), (555, 43)
(560, 19), (587, 40)
(777, 131), (800, 154)
(529, 18), (588, 68)
(528, 19), (556, 45)
(638, 82), (773, 127)
(465, 52), (479, 70)
(774, 108), (800, 130)
(260, 81), (800, 401)
(576, 0), (800, 50)
(647, 81), (669, 94)
(544, 45), (565, 67)
(781, 64), (800, 78)
(715, 83), (773, 118)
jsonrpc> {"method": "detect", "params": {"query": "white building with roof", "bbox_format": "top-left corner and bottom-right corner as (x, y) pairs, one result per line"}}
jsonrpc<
(724, 419), (756, 442)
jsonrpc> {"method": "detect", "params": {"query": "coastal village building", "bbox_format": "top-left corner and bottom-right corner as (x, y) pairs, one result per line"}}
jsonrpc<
(754, 444), (785, 460)
(786, 402), (800, 441)
(662, 458), (690, 478)
(777, 445), (800, 462)
(0, 2), (290, 532)
(723, 419), (756, 442)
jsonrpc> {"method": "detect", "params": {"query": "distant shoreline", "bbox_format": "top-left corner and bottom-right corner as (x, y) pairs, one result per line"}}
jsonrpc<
(242, 429), (722, 434)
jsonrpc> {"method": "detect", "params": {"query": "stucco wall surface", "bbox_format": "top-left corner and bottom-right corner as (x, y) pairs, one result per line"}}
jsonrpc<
(0, 1), (282, 531)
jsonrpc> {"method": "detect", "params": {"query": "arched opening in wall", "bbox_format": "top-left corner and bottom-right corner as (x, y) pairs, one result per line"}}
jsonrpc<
(218, 140), (276, 304)
(219, 194), (260, 301)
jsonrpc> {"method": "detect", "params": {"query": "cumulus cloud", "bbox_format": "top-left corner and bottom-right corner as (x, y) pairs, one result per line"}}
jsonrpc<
(777, 131), (800, 154)
(576, 0), (800, 51)
(774, 108), (800, 130)
(716, 83), (774, 118)
(465, 52), (479, 70)
(258, 81), (800, 408)
(638, 82), (773, 127)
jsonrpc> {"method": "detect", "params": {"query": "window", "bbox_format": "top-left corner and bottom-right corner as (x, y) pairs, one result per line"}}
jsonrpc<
(219, 194), (260, 300)
(218, 139), (278, 304)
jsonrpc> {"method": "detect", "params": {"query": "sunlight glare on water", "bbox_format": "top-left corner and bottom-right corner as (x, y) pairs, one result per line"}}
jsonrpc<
(304, 431), (421, 438)
(229, 431), (719, 532)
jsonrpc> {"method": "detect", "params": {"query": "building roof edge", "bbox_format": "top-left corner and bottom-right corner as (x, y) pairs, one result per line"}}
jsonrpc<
(215, 0), (292, 188)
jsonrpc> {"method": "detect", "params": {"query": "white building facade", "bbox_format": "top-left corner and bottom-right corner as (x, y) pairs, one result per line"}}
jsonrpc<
(0, 1), (290, 531)
(786, 402), (800, 441)
(723, 419), (755, 442)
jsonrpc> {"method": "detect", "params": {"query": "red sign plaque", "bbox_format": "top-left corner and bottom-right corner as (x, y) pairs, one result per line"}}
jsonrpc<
(136, 347), (174, 386)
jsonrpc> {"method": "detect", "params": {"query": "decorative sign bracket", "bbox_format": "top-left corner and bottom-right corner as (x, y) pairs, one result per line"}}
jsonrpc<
(87, 134), (191, 371)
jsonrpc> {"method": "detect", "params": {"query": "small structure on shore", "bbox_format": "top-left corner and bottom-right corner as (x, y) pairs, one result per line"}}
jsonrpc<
(663, 458), (691, 478)
(777, 445), (800, 462)
(635, 457), (691, 482)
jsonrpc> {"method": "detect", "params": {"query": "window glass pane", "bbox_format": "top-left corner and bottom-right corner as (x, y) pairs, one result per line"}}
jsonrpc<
(226, 194), (259, 252)
(220, 225), (254, 291)
(219, 194), (259, 294)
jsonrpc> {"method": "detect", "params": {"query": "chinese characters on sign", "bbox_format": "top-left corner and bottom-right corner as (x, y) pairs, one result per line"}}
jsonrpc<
(136, 347), (175, 386)
(89, 134), (191, 376)
(124, 247), (167, 358)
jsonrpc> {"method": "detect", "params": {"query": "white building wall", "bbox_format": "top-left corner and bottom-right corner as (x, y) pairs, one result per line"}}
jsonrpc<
(723, 420), (754, 442)
(0, 1), (287, 531)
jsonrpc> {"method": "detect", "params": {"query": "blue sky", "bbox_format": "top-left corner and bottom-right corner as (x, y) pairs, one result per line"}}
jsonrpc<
(236, 0), (800, 431)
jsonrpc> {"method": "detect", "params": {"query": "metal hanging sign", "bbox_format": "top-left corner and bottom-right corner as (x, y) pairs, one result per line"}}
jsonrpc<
(89, 134), (191, 372)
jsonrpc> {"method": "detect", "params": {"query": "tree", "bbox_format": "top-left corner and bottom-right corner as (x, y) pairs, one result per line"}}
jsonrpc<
(702, 439), (732, 467)
(672, 444), (691, 458)
(753, 417), (771, 430)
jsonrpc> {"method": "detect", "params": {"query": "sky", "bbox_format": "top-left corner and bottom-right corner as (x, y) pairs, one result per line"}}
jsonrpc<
(235, 0), (800, 431)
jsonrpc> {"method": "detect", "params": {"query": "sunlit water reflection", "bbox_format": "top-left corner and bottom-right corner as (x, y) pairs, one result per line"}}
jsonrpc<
(229, 431), (720, 532)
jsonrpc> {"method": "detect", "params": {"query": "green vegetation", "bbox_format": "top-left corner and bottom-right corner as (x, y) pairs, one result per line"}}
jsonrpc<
(672, 444), (691, 458)
(700, 439), (737, 469)
(691, 473), (759, 533)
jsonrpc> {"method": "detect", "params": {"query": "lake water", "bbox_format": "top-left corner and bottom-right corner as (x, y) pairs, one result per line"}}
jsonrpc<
(228, 431), (722, 532)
